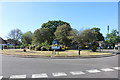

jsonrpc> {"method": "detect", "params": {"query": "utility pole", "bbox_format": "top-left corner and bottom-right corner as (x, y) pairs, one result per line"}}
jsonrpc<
(107, 25), (109, 34)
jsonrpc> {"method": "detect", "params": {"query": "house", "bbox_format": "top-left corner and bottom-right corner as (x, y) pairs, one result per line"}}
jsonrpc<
(0, 37), (7, 50)
(6, 39), (21, 48)
(114, 43), (120, 51)
(0, 37), (21, 49)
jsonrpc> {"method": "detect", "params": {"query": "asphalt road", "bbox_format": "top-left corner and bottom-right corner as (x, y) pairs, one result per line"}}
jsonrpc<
(0, 54), (120, 79)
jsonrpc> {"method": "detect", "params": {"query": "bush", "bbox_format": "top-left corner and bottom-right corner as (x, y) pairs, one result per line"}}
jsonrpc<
(20, 45), (24, 49)
(16, 46), (20, 49)
(23, 49), (26, 52)
(29, 45), (35, 50)
(91, 45), (97, 52)
(41, 47), (47, 51)
(35, 45), (41, 51)
(65, 47), (70, 50)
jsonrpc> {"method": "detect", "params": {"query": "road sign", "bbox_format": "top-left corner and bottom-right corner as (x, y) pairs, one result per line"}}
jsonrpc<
(52, 40), (57, 44)
(51, 46), (60, 50)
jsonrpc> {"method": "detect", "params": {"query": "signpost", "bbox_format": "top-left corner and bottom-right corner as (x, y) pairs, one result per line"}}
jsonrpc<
(52, 39), (60, 55)
(78, 45), (81, 56)
(52, 39), (57, 45)
(51, 46), (60, 50)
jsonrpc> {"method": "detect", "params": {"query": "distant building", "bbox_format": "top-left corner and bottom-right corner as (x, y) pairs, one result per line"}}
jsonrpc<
(0, 37), (21, 49)
(6, 39), (21, 48)
(0, 37), (7, 50)
(6, 39), (16, 46)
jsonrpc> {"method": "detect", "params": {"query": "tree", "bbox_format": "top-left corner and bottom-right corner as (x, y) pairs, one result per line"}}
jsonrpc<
(54, 24), (72, 46)
(78, 29), (99, 52)
(41, 20), (70, 41)
(79, 29), (97, 43)
(41, 20), (70, 32)
(106, 29), (120, 48)
(68, 29), (79, 44)
(32, 28), (52, 45)
(7, 28), (23, 48)
(21, 31), (33, 47)
(91, 27), (104, 41)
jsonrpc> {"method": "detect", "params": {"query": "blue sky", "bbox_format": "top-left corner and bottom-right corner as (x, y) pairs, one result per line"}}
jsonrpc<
(0, 2), (118, 39)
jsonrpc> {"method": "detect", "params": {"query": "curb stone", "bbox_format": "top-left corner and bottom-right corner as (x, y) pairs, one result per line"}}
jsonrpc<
(10, 53), (117, 59)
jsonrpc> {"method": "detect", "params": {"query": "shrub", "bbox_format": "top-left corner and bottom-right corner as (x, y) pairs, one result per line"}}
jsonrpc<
(65, 47), (70, 50)
(91, 45), (97, 52)
(41, 47), (47, 51)
(23, 49), (26, 52)
(29, 45), (35, 50)
(35, 45), (41, 51)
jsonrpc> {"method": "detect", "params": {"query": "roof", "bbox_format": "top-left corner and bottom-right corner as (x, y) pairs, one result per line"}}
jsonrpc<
(6, 39), (21, 45)
(0, 37), (7, 44)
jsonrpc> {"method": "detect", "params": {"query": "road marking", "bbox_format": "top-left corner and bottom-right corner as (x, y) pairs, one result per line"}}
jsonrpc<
(32, 73), (48, 78)
(86, 69), (101, 73)
(70, 71), (85, 75)
(0, 76), (3, 80)
(10, 75), (26, 79)
(52, 72), (67, 77)
(101, 68), (114, 72)
(113, 67), (120, 70)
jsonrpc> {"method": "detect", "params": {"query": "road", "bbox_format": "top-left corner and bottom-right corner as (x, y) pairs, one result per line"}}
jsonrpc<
(0, 54), (120, 79)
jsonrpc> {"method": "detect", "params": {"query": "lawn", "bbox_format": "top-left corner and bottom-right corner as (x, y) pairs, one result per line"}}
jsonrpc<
(0, 49), (112, 57)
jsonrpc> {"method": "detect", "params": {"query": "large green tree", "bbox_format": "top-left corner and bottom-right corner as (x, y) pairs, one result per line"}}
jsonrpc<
(41, 20), (70, 32)
(68, 29), (79, 44)
(54, 24), (72, 46)
(106, 29), (120, 47)
(21, 31), (33, 47)
(77, 29), (100, 52)
(32, 28), (52, 45)
(41, 20), (70, 40)
(91, 27), (104, 41)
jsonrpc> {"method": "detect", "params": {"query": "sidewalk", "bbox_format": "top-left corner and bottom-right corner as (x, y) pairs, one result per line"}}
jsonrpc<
(98, 49), (120, 53)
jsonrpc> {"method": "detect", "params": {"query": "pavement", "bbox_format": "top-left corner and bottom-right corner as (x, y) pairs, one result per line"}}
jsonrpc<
(0, 53), (119, 79)
(0, 49), (119, 80)
(97, 49), (120, 53)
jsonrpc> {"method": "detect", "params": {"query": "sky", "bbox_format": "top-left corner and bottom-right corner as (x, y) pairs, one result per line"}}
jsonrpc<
(0, 2), (118, 39)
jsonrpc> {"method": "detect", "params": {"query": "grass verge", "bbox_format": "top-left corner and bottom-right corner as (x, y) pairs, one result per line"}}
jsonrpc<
(0, 49), (112, 57)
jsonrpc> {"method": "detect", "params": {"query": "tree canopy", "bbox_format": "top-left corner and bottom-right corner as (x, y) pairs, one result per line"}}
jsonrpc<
(91, 27), (104, 41)
(41, 20), (70, 32)
(21, 31), (33, 47)
(6, 28), (23, 48)
(54, 24), (72, 46)
(106, 30), (120, 46)
(41, 20), (71, 41)
(32, 28), (52, 45)
(7, 28), (23, 41)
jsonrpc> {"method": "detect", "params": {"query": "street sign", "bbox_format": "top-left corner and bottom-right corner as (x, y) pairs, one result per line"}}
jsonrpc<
(51, 46), (60, 50)
(52, 40), (57, 44)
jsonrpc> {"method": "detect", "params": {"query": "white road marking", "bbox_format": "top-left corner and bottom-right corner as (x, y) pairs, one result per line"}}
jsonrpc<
(10, 75), (26, 79)
(86, 69), (101, 73)
(113, 67), (120, 70)
(32, 73), (48, 78)
(70, 71), (85, 75)
(101, 68), (114, 72)
(52, 72), (67, 77)
(0, 76), (3, 80)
